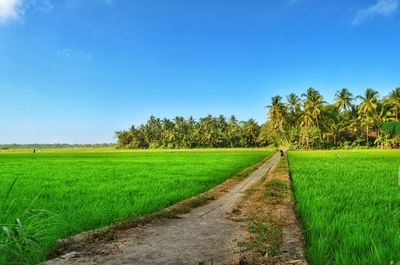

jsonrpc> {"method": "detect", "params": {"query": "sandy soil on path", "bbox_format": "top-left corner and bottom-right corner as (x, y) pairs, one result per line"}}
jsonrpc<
(43, 153), (280, 265)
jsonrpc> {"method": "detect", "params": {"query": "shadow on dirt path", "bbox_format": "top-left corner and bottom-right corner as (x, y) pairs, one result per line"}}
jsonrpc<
(43, 153), (280, 265)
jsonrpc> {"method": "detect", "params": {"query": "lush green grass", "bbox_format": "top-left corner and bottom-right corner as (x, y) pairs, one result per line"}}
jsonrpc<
(0, 148), (272, 264)
(288, 150), (400, 265)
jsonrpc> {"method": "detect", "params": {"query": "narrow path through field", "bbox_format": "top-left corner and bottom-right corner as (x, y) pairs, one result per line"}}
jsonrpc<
(44, 153), (280, 265)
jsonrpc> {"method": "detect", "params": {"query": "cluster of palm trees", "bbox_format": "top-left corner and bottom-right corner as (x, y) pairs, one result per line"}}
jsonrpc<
(116, 115), (265, 149)
(117, 87), (399, 150)
(267, 87), (400, 149)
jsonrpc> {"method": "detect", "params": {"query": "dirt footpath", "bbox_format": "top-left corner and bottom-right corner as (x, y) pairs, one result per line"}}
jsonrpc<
(43, 153), (280, 265)
(233, 155), (307, 265)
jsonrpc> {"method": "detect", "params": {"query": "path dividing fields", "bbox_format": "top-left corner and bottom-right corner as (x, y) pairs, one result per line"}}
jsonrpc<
(44, 152), (280, 265)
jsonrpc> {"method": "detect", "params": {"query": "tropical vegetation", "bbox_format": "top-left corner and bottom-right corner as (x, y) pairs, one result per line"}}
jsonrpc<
(116, 115), (266, 149)
(117, 87), (400, 149)
(266, 87), (400, 149)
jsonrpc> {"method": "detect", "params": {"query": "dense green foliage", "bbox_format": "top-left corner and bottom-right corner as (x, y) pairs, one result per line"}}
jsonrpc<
(117, 88), (400, 150)
(289, 150), (400, 264)
(267, 87), (400, 149)
(0, 148), (272, 264)
(116, 115), (267, 149)
(380, 121), (400, 136)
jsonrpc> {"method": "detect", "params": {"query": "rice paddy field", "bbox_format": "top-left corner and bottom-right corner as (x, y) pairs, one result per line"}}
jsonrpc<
(288, 150), (400, 265)
(0, 148), (272, 264)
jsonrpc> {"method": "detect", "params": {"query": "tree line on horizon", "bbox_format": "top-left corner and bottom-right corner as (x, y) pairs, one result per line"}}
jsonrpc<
(116, 87), (400, 149)
(116, 115), (266, 149)
(0, 143), (114, 150)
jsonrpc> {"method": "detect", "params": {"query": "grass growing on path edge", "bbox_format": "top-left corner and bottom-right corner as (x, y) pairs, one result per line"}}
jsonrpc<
(48, 151), (276, 259)
(232, 154), (306, 265)
(0, 149), (274, 264)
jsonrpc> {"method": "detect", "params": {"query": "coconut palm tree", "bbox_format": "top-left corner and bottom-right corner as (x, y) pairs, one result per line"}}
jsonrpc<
(358, 88), (379, 145)
(384, 88), (400, 120)
(324, 119), (346, 147)
(346, 104), (361, 137)
(302, 87), (324, 145)
(286, 93), (301, 113)
(173, 116), (186, 147)
(242, 119), (260, 147)
(267, 96), (288, 145)
(227, 115), (240, 147)
(358, 88), (379, 114)
(334, 88), (354, 112)
(299, 112), (314, 148)
(286, 93), (302, 123)
(375, 102), (393, 123)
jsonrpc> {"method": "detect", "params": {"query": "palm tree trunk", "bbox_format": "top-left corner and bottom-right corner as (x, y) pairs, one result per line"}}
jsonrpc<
(366, 125), (369, 147)
(279, 123), (289, 146)
(315, 118), (322, 147)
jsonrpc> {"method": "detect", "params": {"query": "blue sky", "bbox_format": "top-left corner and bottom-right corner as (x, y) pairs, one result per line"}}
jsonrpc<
(1, 0), (399, 144)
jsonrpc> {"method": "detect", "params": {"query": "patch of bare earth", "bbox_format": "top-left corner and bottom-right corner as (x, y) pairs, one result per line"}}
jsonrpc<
(231, 154), (307, 265)
(43, 153), (280, 265)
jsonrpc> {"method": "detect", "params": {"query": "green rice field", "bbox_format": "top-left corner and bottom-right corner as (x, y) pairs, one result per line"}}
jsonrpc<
(0, 148), (272, 264)
(289, 150), (400, 265)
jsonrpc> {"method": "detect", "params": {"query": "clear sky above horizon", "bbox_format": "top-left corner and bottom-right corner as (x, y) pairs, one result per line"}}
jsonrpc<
(1, 0), (399, 144)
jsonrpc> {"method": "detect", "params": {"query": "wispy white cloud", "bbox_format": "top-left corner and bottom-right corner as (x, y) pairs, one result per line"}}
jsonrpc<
(0, 0), (22, 24)
(56, 48), (93, 60)
(1, 0), (113, 24)
(0, 0), (54, 25)
(353, 0), (399, 25)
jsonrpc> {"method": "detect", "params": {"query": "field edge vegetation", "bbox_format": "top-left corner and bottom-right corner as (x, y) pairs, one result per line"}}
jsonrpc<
(48, 151), (275, 259)
(0, 149), (273, 265)
(231, 154), (306, 265)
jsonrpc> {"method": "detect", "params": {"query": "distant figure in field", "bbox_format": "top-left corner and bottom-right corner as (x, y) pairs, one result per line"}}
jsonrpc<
(280, 149), (284, 156)
(33, 149), (36, 153)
